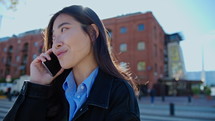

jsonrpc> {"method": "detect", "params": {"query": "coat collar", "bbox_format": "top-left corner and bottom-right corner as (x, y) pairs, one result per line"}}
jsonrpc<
(86, 68), (113, 109)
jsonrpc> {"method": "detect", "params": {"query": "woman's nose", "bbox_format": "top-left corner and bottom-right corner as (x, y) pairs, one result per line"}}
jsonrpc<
(53, 37), (63, 49)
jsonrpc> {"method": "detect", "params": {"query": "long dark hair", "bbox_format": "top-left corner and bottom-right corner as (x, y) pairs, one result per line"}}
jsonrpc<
(44, 5), (138, 92)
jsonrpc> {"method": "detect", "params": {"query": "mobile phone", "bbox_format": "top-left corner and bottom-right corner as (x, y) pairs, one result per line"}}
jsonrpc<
(42, 52), (61, 77)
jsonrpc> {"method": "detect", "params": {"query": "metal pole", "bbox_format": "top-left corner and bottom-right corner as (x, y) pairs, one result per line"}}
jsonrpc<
(170, 103), (175, 116)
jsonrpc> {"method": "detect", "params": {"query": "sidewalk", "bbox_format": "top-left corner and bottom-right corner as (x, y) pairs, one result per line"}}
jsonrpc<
(0, 96), (6, 99)
(138, 96), (215, 107)
(138, 96), (215, 121)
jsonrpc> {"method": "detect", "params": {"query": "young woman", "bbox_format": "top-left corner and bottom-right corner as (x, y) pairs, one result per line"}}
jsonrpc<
(4, 5), (140, 121)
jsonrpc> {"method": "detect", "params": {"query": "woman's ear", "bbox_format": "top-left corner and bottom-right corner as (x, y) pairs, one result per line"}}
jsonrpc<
(91, 24), (99, 39)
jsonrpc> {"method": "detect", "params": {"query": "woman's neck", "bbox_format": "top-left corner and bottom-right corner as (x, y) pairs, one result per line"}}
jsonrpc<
(72, 54), (98, 86)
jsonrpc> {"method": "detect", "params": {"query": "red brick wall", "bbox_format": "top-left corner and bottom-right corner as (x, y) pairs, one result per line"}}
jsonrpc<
(0, 33), (43, 79)
(103, 12), (165, 88)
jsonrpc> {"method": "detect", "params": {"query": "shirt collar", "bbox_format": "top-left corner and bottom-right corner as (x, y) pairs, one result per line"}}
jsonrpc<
(60, 68), (114, 110)
(63, 71), (76, 91)
(63, 67), (99, 97)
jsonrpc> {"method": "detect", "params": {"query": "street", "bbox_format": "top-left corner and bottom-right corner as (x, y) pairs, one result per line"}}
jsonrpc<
(0, 96), (215, 121)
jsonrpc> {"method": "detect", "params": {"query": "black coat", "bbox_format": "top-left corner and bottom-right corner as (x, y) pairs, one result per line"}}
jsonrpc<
(3, 69), (140, 121)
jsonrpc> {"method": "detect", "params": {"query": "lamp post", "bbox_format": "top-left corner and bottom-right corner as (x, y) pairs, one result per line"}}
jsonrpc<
(201, 43), (206, 86)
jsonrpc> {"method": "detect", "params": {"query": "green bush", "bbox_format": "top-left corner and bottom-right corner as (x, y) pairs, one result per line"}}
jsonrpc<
(204, 86), (211, 96)
(0, 90), (4, 95)
(192, 87), (201, 95)
(0, 78), (5, 83)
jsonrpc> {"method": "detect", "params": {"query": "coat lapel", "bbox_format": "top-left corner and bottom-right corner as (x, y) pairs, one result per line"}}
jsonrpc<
(73, 69), (114, 120)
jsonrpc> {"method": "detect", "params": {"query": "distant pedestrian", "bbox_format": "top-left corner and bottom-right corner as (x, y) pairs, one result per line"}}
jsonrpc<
(6, 87), (12, 101)
(149, 88), (156, 104)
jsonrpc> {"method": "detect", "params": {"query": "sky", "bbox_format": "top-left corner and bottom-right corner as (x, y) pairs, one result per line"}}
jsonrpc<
(0, 0), (215, 72)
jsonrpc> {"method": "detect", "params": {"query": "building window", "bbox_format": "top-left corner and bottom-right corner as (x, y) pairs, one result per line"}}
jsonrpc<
(4, 47), (7, 52)
(120, 27), (127, 34)
(23, 43), (29, 52)
(8, 45), (13, 53)
(109, 31), (113, 38)
(137, 61), (146, 71)
(120, 62), (128, 70)
(6, 56), (12, 66)
(154, 63), (158, 76)
(17, 40), (21, 44)
(160, 49), (163, 60)
(154, 44), (157, 57)
(154, 63), (157, 72)
(107, 28), (113, 38)
(160, 66), (163, 74)
(22, 54), (28, 64)
(16, 56), (20, 62)
(120, 43), (127, 52)
(137, 42), (145, 50)
(34, 42), (38, 47)
(3, 58), (6, 64)
(39, 46), (43, 53)
(5, 68), (10, 75)
(170, 35), (177, 40)
(137, 24), (144, 31)
(20, 65), (26, 75)
(33, 54), (37, 59)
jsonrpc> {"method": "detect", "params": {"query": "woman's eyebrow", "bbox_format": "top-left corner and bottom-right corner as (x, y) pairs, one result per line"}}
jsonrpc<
(58, 22), (71, 29)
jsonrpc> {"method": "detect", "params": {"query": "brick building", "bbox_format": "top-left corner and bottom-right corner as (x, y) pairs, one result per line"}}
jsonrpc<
(0, 29), (43, 80)
(103, 12), (165, 88)
(0, 12), (167, 90)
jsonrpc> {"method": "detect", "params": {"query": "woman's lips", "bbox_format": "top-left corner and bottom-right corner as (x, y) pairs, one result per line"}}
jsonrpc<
(56, 50), (67, 58)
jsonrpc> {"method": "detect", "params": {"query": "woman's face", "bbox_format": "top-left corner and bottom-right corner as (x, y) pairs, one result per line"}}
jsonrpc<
(52, 14), (93, 69)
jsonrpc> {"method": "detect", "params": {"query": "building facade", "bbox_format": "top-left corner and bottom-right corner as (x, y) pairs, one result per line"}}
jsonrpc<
(103, 12), (165, 88)
(165, 33), (185, 80)
(0, 29), (43, 80)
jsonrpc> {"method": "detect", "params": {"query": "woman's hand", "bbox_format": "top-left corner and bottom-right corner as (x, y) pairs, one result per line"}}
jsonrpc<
(29, 49), (64, 85)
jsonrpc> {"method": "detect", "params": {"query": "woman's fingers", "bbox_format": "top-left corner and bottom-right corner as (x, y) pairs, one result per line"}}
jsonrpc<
(39, 53), (51, 62)
(46, 48), (53, 54)
(39, 49), (54, 62)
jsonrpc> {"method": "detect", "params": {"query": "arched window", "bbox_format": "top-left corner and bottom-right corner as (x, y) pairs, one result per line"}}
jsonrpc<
(8, 45), (13, 53)
(23, 43), (29, 52)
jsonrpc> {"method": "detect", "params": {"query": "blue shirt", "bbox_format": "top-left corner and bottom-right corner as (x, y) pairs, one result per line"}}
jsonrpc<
(62, 67), (98, 121)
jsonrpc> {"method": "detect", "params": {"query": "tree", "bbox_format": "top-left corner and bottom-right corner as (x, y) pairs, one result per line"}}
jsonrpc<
(0, 0), (19, 10)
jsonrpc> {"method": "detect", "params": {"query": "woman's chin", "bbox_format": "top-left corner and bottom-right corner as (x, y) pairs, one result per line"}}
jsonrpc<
(60, 63), (73, 69)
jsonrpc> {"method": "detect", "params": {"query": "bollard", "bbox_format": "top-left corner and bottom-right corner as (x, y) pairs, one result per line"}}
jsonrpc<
(162, 95), (165, 102)
(188, 96), (191, 103)
(169, 103), (175, 116)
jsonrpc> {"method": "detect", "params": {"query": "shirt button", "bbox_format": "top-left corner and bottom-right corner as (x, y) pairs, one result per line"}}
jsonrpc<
(81, 86), (85, 90)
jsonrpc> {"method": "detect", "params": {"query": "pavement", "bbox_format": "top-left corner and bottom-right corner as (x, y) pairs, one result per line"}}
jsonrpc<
(138, 96), (215, 107)
(0, 96), (215, 121)
(138, 96), (215, 121)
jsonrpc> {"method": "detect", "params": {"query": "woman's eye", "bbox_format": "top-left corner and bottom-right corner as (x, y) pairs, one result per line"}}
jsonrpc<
(61, 27), (68, 32)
